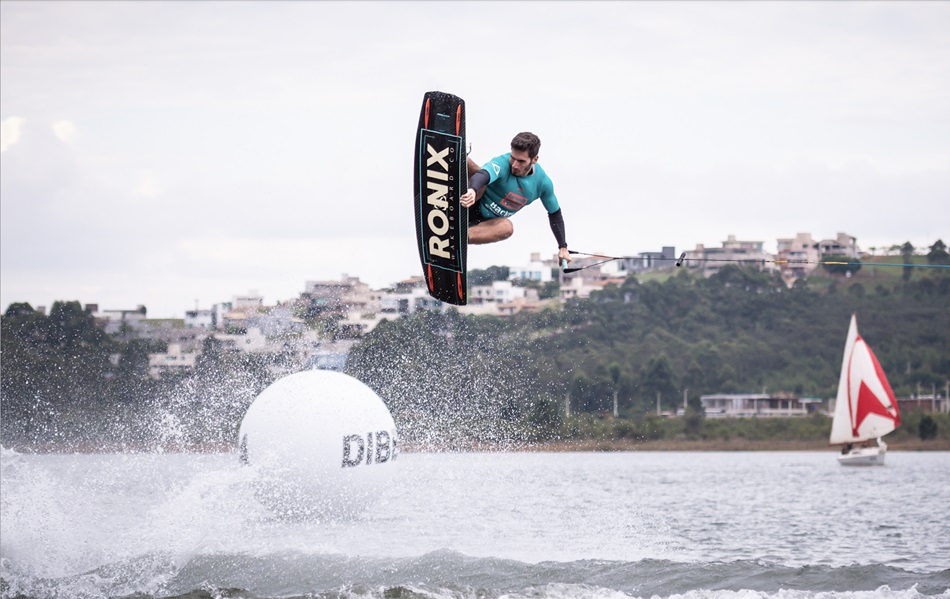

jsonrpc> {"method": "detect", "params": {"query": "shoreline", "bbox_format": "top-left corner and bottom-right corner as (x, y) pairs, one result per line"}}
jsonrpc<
(514, 438), (950, 453)
(402, 437), (950, 453)
(4, 438), (949, 455)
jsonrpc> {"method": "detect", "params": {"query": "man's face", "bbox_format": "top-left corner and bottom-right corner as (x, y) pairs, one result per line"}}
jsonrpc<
(509, 148), (538, 177)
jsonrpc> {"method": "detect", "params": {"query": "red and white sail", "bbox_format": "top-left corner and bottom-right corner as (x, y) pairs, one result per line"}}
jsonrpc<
(829, 314), (901, 445)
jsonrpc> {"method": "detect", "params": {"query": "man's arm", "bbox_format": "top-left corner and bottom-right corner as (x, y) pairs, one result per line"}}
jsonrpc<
(548, 209), (570, 263)
(460, 169), (490, 207)
(469, 169), (489, 193)
(548, 209), (567, 248)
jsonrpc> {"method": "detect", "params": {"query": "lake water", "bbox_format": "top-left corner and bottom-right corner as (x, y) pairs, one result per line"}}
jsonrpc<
(1, 448), (948, 599)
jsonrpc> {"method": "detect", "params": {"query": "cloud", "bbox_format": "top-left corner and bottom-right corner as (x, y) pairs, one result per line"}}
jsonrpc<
(0, 116), (25, 152)
(51, 119), (76, 143)
(135, 171), (163, 198)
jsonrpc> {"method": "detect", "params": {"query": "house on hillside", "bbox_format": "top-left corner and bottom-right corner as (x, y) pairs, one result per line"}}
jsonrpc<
(776, 233), (821, 282)
(817, 232), (859, 259)
(629, 246), (678, 273)
(300, 275), (379, 320)
(380, 277), (448, 315)
(701, 393), (822, 418)
(86, 304), (149, 335)
(685, 235), (775, 277)
(509, 252), (554, 283)
(148, 343), (199, 379)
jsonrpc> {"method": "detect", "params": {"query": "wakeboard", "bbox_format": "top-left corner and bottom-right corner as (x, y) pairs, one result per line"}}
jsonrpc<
(413, 91), (468, 305)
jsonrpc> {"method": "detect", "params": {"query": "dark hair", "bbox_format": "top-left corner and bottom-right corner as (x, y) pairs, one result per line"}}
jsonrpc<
(511, 132), (541, 158)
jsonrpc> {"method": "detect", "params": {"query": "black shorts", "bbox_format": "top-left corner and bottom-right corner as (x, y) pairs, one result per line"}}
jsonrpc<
(468, 204), (491, 226)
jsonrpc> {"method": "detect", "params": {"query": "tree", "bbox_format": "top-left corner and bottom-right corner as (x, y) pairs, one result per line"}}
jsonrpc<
(4, 302), (39, 319)
(114, 338), (155, 403)
(46, 300), (108, 351)
(688, 341), (724, 393)
(918, 415), (938, 441)
(927, 239), (949, 265)
(516, 278), (561, 300)
(469, 265), (510, 286)
(641, 354), (678, 413)
(1, 303), (47, 416)
(195, 335), (224, 372)
(683, 402), (704, 437)
(1, 300), (116, 446)
(821, 254), (861, 276)
(609, 362), (621, 417)
(901, 241), (915, 282)
(570, 369), (613, 414)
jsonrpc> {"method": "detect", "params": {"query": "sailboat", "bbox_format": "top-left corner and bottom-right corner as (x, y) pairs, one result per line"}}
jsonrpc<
(829, 314), (901, 466)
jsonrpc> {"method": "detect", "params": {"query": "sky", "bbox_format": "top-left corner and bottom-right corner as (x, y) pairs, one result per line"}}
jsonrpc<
(2, 1), (948, 319)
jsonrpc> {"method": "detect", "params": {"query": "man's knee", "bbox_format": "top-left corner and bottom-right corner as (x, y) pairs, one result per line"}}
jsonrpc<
(469, 218), (514, 244)
(498, 219), (514, 240)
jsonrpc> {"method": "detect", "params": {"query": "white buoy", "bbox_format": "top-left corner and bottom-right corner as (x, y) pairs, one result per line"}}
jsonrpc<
(238, 369), (398, 517)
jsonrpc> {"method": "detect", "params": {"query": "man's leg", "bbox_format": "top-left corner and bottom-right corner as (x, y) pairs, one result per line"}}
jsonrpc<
(466, 157), (503, 242)
(469, 218), (514, 244)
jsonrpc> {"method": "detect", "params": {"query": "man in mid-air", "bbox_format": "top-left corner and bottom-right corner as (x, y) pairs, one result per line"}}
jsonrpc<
(460, 132), (571, 266)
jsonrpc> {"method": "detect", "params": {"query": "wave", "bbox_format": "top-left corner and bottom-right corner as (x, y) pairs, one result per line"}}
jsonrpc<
(3, 550), (949, 599)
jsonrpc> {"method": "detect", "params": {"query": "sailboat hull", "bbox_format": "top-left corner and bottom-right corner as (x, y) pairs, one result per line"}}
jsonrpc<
(837, 446), (886, 466)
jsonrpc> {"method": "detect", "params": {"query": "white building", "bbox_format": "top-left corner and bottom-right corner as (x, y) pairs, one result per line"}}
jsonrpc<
(184, 302), (232, 331)
(217, 327), (269, 354)
(776, 233), (821, 281)
(304, 339), (358, 371)
(233, 292), (264, 311)
(251, 303), (307, 338)
(700, 393), (821, 418)
(302, 275), (380, 318)
(184, 309), (215, 330)
(338, 311), (391, 338)
(87, 304), (149, 335)
(468, 280), (526, 304)
(509, 252), (554, 283)
(148, 343), (199, 379)
(817, 232), (859, 259)
(559, 276), (609, 300)
(685, 235), (776, 277)
(626, 247), (678, 273)
(559, 251), (620, 283)
(380, 278), (448, 315)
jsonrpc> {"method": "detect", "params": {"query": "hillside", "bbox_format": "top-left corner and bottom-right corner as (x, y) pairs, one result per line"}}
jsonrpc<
(1, 261), (947, 452)
(347, 263), (950, 446)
